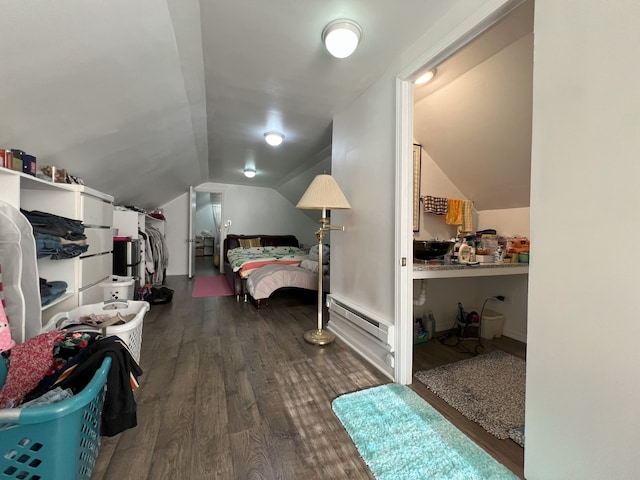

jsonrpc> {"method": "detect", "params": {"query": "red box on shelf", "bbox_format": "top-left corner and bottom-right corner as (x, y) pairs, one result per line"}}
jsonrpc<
(0, 149), (13, 169)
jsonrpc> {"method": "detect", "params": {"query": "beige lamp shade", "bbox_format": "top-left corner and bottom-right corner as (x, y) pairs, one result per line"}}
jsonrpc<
(296, 174), (351, 210)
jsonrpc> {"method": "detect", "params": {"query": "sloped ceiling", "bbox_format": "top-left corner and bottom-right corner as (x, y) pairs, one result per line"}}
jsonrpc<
(1, 0), (462, 210)
(413, 0), (534, 211)
(0, 0), (207, 209)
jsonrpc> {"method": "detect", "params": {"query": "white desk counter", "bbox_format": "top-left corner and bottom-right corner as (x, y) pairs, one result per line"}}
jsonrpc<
(413, 262), (528, 279)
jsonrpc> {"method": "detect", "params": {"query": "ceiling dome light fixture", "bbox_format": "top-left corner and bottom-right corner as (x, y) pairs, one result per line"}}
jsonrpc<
(244, 168), (256, 178)
(264, 131), (284, 146)
(322, 19), (362, 59)
(415, 68), (437, 85)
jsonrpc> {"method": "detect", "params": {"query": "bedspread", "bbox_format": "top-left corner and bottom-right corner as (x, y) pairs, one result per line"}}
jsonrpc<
(227, 246), (308, 278)
(246, 264), (329, 302)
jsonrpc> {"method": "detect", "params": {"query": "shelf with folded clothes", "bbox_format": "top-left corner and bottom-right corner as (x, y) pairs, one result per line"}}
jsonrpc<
(0, 167), (114, 337)
(38, 258), (76, 313)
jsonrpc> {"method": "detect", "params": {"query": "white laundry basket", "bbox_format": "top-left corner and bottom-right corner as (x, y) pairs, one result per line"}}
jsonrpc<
(44, 300), (150, 363)
(100, 275), (136, 301)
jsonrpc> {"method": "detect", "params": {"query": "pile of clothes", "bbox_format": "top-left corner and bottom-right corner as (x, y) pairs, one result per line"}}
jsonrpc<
(21, 209), (89, 260)
(0, 302), (142, 437)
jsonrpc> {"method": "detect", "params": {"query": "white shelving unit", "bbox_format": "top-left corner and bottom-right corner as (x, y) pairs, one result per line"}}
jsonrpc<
(0, 167), (114, 329)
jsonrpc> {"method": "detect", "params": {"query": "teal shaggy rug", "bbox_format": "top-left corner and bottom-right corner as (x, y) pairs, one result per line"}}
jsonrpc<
(332, 383), (518, 480)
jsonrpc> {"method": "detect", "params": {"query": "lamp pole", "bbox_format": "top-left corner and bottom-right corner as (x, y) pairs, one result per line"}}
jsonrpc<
(303, 207), (344, 345)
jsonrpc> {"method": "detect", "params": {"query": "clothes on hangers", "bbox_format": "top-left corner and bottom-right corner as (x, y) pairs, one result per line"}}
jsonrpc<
(145, 225), (168, 285)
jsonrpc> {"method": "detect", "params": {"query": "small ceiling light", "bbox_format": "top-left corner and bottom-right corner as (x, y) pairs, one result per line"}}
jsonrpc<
(415, 68), (437, 85)
(322, 19), (362, 58)
(244, 168), (256, 178)
(264, 131), (284, 146)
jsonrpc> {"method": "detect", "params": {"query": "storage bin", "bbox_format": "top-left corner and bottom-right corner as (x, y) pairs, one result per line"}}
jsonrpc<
(0, 357), (111, 480)
(44, 300), (150, 363)
(99, 275), (135, 300)
(477, 307), (506, 339)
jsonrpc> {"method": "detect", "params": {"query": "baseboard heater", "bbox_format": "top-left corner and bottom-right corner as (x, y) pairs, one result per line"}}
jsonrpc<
(326, 295), (395, 379)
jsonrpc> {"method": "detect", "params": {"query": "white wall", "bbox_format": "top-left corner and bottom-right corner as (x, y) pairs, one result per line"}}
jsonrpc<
(331, 65), (400, 320)
(525, 1), (640, 478)
(161, 183), (319, 275)
(477, 207), (530, 237)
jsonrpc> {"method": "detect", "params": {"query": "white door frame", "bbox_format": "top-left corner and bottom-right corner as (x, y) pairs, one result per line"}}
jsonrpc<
(193, 185), (227, 273)
(188, 186), (197, 279)
(393, 0), (524, 384)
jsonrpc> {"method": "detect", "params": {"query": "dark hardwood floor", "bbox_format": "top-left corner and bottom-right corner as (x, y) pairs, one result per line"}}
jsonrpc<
(91, 257), (525, 479)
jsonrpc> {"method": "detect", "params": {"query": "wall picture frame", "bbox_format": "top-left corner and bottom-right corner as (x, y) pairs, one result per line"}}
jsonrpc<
(413, 143), (421, 232)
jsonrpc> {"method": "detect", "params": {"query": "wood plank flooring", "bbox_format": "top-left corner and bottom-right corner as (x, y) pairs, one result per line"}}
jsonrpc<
(91, 262), (525, 480)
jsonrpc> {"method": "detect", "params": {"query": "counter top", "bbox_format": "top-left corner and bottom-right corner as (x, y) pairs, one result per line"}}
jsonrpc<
(413, 261), (529, 279)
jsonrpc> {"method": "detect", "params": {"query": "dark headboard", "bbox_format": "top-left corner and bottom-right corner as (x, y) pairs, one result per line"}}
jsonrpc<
(223, 234), (299, 262)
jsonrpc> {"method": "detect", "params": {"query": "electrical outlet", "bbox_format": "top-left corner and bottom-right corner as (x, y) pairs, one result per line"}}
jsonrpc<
(493, 295), (510, 303)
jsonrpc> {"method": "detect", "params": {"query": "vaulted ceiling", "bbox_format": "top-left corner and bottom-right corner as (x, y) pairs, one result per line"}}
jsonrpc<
(1, 0), (458, 209)
(1, 1), (532, 211)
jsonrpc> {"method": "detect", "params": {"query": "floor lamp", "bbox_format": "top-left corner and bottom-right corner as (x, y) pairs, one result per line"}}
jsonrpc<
(296, 174), (351, 345)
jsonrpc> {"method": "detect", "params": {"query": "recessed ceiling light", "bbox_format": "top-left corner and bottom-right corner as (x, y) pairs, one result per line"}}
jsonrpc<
(244, 168), (256, 178)
(415, 68), (437, 85)
(322, 19), (362, 59)
(264, 131), (284, 146)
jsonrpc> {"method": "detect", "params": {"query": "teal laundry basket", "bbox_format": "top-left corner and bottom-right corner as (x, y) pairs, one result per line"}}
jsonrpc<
(0, 357), (111, 480)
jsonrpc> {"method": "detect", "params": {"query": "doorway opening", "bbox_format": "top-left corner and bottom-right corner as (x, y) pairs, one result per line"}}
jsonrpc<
(394, 0), (533, 384)
(189, 187), (226, 278)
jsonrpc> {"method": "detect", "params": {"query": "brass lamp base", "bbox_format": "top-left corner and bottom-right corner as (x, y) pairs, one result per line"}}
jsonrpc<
(303, 328), (336, 345)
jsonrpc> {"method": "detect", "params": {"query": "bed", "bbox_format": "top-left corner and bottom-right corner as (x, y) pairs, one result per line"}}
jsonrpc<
(222, 234), (328, 307)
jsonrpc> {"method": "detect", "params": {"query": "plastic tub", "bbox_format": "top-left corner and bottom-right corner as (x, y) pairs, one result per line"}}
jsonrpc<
(44, 300), (150, 363)
(99, 275), (135, 301)
(0, 357), (111, 480)
(476, 307), (506, 339)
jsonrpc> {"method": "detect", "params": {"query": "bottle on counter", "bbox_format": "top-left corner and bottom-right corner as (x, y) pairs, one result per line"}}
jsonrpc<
(458, 240), (472, 263)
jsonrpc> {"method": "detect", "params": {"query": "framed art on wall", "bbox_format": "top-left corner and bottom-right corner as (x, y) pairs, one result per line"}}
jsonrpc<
(413, 144), (421, 232)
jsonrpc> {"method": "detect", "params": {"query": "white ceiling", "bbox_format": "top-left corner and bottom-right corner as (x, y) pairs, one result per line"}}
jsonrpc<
(0, 0), (532, 211)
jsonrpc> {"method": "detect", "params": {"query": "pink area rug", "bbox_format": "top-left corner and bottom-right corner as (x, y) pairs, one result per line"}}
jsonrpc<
(192, 276), (234, 298)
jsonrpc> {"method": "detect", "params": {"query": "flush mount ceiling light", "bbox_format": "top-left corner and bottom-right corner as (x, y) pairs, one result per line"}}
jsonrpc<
(264, 131), (284, 146)
(322, 19), (362, 58)
(243, 168), (256, 178)
(415, 68), (437, 85)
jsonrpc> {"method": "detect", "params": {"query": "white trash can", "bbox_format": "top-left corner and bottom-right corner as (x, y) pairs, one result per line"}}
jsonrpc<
(478, 308), (505, 339)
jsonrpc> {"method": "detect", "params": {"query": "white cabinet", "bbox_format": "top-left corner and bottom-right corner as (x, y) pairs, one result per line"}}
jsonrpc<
(0, 167), (114, 329)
